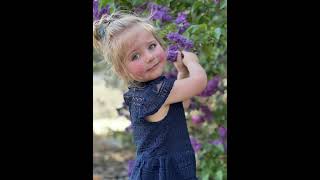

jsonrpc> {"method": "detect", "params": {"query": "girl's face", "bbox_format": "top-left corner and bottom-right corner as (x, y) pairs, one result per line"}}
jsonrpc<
(122, 25), (167, 82)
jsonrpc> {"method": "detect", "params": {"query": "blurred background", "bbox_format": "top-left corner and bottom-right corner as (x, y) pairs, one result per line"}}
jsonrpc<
(93, 47), (134, 180)
(93, 0), (227, 180)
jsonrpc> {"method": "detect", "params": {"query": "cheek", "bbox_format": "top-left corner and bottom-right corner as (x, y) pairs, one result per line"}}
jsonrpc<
(156, 48), (166, 62)
(159, 52), (166, 62)
(127, 62), (146, 76)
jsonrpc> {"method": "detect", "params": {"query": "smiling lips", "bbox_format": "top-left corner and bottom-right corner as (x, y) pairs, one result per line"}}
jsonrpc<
(147, 62), (159, 71)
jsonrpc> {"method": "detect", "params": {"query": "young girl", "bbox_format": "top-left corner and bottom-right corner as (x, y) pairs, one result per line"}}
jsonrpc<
(93, 11), (207, 180)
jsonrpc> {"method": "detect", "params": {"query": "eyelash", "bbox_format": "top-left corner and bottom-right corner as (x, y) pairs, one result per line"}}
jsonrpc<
(132, 54), (140, 61)
(131, 43), (157, 61)
(149, 43), (156, 50)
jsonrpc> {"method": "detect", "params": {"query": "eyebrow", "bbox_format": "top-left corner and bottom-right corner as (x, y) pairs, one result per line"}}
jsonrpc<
(127, 40), (156, 59)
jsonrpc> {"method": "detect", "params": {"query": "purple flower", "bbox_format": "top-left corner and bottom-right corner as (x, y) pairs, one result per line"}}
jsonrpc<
(175, 12), (187, 24)
(191, 115), (205, 125)
(167, 32), (180, 42)
(167, 50), (178, 62)
(148, 3), (173, 23)
(98, 4), (110, 19)
(190, 136), (202, 152)
(152, 10), (165, 20)
(178, 22), (190, 34)
(200, 105), (214, 121)
(210, 139), (223, 146)
(133, 2), (148, 14)
(218, 126), (227, 138)
(93, 1), (110, 21)
(93, 0), (99, 20)
(162, 14), (173, 22)
(93, 0), (98, 9)
(210, 138), (227, 152)
(182, 39), (193, 50)
(166, 32), (194, 50)
(212, 126), (227, 152)
(127, 159), (135, 177)
(189, 98), (198, 110)
(177, 37), (188, 46)
(168, 44), (179, 51)
(175, 12), (190, 34)
(176, 36), (193, 50)
(198, 76), (221, 97)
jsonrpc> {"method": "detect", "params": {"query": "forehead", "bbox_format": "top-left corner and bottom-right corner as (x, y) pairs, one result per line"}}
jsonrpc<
(120, 25), (156, 51)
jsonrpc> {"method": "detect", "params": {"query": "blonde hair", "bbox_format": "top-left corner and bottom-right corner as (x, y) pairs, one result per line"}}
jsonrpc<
(93, 11), (166, 86)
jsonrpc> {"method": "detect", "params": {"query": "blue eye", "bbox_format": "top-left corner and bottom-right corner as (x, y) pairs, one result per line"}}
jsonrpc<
(149, 43), (156, 50)
(132, 53), (140, 61)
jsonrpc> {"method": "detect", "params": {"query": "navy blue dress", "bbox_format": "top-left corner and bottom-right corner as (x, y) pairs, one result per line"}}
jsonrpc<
(123, 75), (197, 180)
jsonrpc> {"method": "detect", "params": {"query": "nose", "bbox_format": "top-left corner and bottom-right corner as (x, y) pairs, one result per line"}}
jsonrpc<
(145, 52), (155, 63)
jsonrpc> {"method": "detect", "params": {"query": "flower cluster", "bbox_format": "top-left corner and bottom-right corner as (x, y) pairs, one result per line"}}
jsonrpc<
(191, 114), (205, 125)
(148, 3), (173, 22)
(93, 0), (110, 20)
(175, 12), (190, 34)
(209, 126), (227, 152)
(190, 104), (214, 125)
(166, 33), (193, 62)
(198, 76), (221, 97)
(167, 32), (193, 50)
(190, 136), (202, 152)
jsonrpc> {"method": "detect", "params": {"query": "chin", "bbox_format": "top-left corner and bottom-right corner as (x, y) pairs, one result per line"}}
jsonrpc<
(155, 66), (164, 76)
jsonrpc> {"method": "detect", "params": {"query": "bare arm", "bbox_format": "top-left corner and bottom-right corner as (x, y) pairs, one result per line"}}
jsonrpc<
(177, 70), (191, 110)
(164, 51), (207, 105)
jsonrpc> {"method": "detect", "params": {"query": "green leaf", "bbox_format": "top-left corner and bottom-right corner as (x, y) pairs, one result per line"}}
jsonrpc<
(198, 24), (208, 32)
(187, 25), (199, 34)
(100, 0), (113, 8)
(155, 20), (161, 28)
(220, 0), (227, 10)
(183, 31), (190, 38)
(191, 1), (203, 21)
(108, 3), (116, 14)
(191, 1), (202, 14)
(215, 169), (223, 180)
(202, 45), (213, 58)
(215, 143), (225, 153)
(202, 173), (210, 180)
(132, 0), (144, 6)
(214, 27), (222, 41)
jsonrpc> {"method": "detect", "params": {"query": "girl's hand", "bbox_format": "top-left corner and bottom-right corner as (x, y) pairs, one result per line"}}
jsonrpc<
(173, 51), (190, 110)
(173, 51), (189, 74)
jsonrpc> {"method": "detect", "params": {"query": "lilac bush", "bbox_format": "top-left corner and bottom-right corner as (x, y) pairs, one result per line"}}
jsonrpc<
(94, 0), (227, 179)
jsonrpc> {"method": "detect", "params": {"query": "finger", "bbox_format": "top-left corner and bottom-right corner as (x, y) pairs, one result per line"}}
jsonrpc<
(176, 51), (182, 62)
(180, 51), (184, 59)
